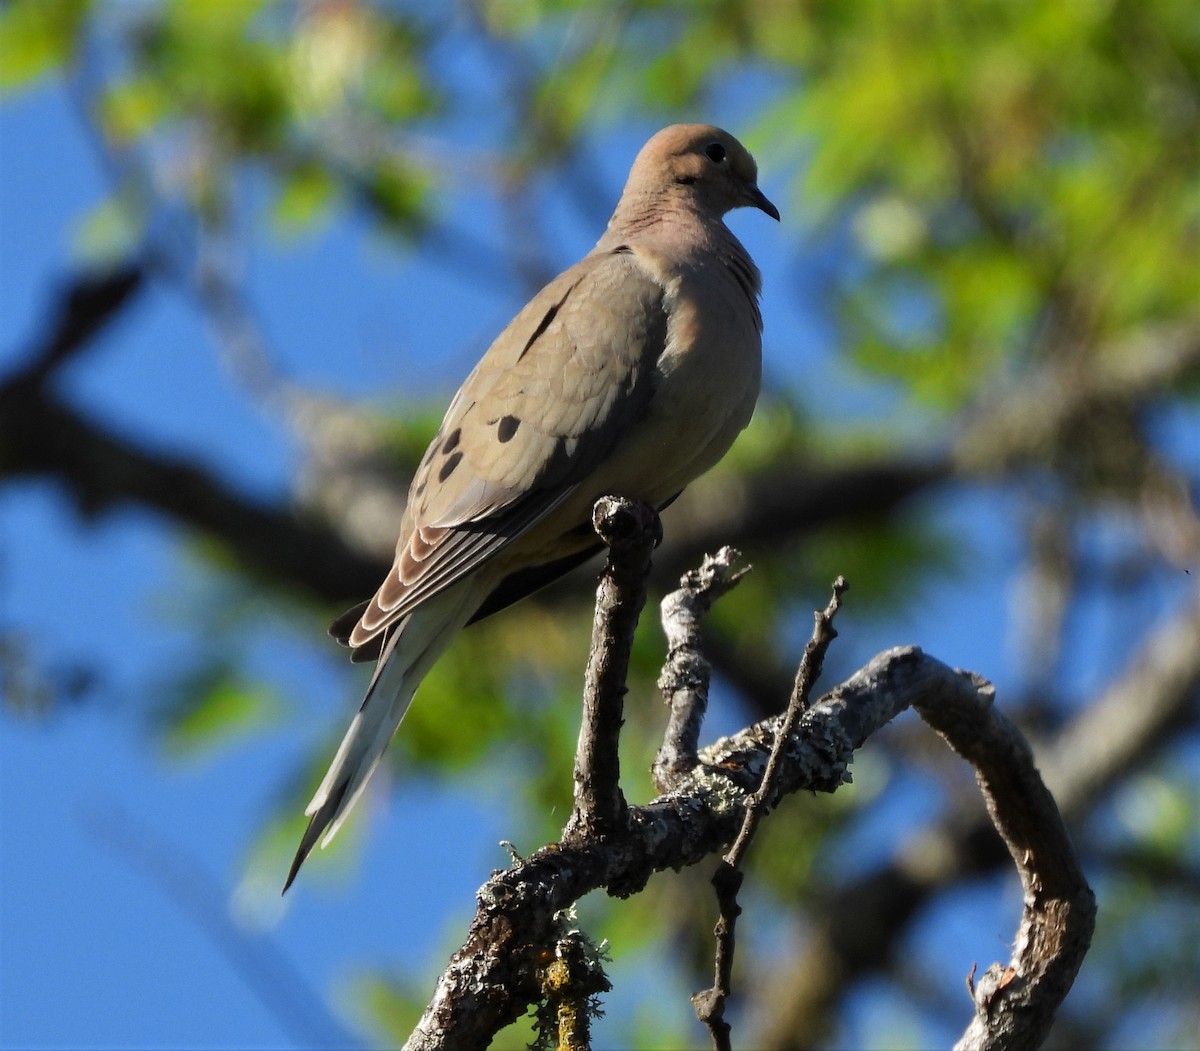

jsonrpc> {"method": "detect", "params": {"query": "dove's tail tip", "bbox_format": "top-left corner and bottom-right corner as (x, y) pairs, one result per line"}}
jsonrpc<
(282, 777), (351, 894)
(281, 649), (420, 892)
(283, 591), (475, 893)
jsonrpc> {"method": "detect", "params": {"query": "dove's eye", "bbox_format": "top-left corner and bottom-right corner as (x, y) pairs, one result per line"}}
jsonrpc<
(704, 142), (727, 163)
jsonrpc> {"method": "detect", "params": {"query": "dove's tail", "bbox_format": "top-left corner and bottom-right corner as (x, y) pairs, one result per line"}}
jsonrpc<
(283, 586), (479, 893)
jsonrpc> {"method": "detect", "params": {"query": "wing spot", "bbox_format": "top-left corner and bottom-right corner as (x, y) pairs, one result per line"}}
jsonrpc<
(497, 415), (520, 442)
(441, 428), (461, 454)
(438, 450), (463, 482)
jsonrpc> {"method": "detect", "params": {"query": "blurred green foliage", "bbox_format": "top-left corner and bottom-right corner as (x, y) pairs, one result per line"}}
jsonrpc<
(156, 664), (283, 760)
(0, 0), (89, 91)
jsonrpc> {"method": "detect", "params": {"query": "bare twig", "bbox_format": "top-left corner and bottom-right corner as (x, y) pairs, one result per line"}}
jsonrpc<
(692, 576), (849, 1049)
(745, 575), (849, 832)
(564, 496), (660, 842)
(653, 546), (751, 791)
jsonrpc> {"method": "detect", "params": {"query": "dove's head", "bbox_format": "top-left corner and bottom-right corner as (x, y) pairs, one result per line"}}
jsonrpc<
(622, 124), (779, 222)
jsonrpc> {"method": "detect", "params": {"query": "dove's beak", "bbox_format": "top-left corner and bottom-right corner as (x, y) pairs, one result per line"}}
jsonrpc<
(747, 185), (780, 221)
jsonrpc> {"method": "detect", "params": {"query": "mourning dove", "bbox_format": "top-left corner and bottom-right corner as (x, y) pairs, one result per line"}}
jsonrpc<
(284, 124), (777, 891)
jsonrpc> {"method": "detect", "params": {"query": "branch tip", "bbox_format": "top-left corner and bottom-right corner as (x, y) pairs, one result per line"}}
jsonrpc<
(692, 576), (851, 1046)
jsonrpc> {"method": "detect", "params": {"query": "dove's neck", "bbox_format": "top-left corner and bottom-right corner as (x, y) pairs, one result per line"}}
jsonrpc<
(600, 195), (762, 330)
(605, 188), (711, 237)
(604, 195), (758, 281)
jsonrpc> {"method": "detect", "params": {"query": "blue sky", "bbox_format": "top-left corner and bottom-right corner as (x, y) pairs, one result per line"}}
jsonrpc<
(3, 36), (1181, 1048)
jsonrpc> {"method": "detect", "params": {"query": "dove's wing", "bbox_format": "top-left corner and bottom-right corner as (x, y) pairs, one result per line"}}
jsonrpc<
(343, 246), (668, 650)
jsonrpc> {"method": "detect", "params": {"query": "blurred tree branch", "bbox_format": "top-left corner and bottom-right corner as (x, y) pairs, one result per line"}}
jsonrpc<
(0, 377), (383, 605)
(0, 266), (381, 605)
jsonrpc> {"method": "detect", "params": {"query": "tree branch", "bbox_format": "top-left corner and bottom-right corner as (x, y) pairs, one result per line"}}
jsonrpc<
(564, 497), (660, 841)
(756, 583), (1200, 1050)
(653, 545), (751, 790)
(408, 620), (1091, 1049)
(655, 455), (949, 587)
(912, 679), (1096, 1049)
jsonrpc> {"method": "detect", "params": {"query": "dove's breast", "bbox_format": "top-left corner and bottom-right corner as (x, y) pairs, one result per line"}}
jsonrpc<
(608, 234), (763, 494)
(506, 231), (763, 564)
